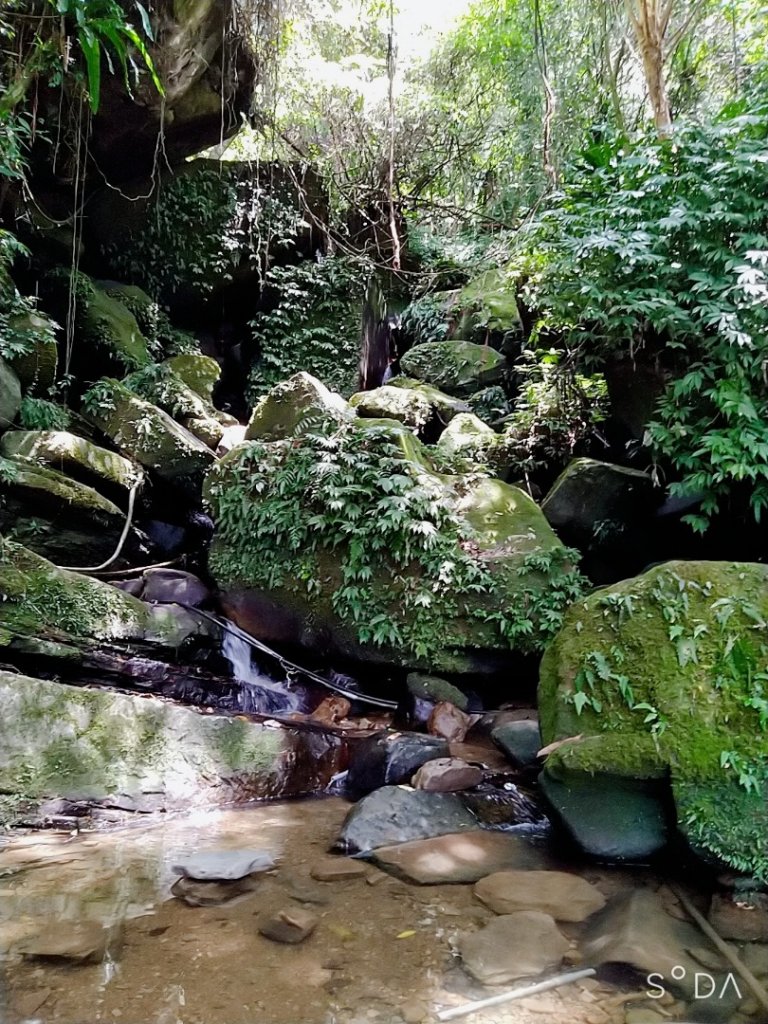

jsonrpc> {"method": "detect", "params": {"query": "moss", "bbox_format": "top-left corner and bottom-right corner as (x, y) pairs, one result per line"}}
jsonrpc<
(349, 386), (433, 430)
(400, 341), (506, 396)
(539, 560), (768, 878)
(245, 371), (354, 442)
(459, 268), (522, 335)
(388, 378), (471, 422)
(83, 378), (215, 480)
(207, 398), (583, 671)
(6, 310), (58, 394)
(0, 430), (142, 494)
(166, 353), (220, 401)
(0, 539), (181, 647)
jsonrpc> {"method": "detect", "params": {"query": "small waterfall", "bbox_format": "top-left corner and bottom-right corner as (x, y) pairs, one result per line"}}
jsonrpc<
(221, 628), (302, 714)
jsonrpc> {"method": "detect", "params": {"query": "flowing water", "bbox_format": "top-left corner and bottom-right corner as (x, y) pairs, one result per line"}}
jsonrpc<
(221, 629), (303, 715)
(0, 798), (725, 1024)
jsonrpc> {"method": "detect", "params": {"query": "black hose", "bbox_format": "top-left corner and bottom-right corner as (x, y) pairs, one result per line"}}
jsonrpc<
(184, 605), (399, 710)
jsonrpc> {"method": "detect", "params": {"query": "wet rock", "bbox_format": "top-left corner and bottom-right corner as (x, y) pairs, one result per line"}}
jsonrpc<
(0, 453), (130, 566)
(141, 568), (210, 607)
(460, 782), (544, 826)
(335, 785), (479, 854)
(173, 849), (275, 881)
(458, 912), (570, 984)
(310, 695), (351, 726)
(0, 668), (343, 821)
(310, 858), (368, 881)
(411, 758), (483, 793)
(19, 921), (123, 964)
(448, 741), (511, 771)
(370, 831), (556, 884)
(428, 702), (473, 743)
(474, 870), (606, 922)
(580, 889), (730, 1004)
(539, 770), (669, 861)
(346, 732), (448, 796)
(406, 672), (469, 712)
(171, 874), (260, 906)
(491, 720), (542, 769)
(709, 892), (768, 942)
(259, 907), (318, 944)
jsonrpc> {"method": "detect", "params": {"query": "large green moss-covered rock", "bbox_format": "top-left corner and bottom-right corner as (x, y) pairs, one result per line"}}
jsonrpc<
(207, 380), (583, 676)
(0, 454), (127, 565)
(123, 364), (236, 450)
(165, 353), (221, 401)
(437, 413), (496, 456)
(458, 268), (523, 337)
(388, 378), (471, 423)
(0, 430), (142, 506)
(245, 371), (354, 442)
(83, 379), (215, 486)
(5, 311), (58, 394)
(0, 539), (199, 651)
(401, 341), (505, 396)
(0, 357), (21, 433)
(40, 270), (152, 382)
(349, 385), (432, 430)
(538, 560), (768, 879)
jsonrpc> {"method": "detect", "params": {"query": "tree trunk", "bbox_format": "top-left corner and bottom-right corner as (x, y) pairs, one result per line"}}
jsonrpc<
(639, 32), (673, 134)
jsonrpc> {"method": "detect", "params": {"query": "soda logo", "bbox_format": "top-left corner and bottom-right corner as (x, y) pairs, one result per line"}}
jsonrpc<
(647, 966), (742, 1001)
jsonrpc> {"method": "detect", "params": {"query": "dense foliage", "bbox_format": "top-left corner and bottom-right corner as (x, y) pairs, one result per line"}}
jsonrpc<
(515, 83), (768, 526)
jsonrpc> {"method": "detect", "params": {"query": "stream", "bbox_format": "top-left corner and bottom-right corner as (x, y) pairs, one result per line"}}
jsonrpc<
(0, 797), (689, 1024)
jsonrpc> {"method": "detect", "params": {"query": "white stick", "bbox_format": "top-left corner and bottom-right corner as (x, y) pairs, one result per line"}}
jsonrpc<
(436, 967), (597, 1021)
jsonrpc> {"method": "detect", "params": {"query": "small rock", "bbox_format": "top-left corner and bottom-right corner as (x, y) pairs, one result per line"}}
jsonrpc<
(491, 720), (542, 768)
(346, 732), (449, 796)
(311, 858), (368, 881)
(370, 830), (556, 884)
(259, 908), (318, 944)
(171, 874), (260, 907)
(411, 757), (483, 793)
(310, 696), (351, 726)
(141, 568), (210, 607)
(458, 911), (570, 984)
(474, 869), (606, 922)
(428, 702), (473, 743)
(399, 998), (429, 1024)
(282, 875), (330, 905)
(172, 848), (275, 881)
(624, 1008), (666, 1024)
(335, 786), (479, 854)
(709, 891), (768, 942)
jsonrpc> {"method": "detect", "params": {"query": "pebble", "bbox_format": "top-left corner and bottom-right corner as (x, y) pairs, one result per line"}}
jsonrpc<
(259, 908), (318, 943)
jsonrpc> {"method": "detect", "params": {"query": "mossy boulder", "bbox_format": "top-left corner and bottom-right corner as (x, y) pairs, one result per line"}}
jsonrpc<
(0, 430), (142, 507)
(123, 364), (236, 450)
(0, 454), (128, 565)
(165, 353), (221, 401)
(349, 385), (432, 430)
(40, 270), (152, 382)
(400, 341), (506, 397)
(541, 458), (657, 544)
(437, 413), (496, 456)
(5, 311), (58, 394)
(0, 670), (331, 823)
(0, 357), (21, 433)
(387, 378), (471, 423)
(459, 268), (523, 337)
(245, 371), (354, 442)
(83, 379), (215, 487)
(0, 539), (201, 651)
(538, 560), (768, 879)
(207, 383), (583, 676)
